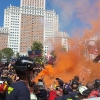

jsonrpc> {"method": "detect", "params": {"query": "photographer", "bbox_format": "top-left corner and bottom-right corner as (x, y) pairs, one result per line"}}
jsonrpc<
(5, 57), (36, 100)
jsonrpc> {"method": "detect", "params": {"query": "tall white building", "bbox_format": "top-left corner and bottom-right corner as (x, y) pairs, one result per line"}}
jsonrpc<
(4, 5), (21, 53)
(20, 0), (46, 9)
(4, 0), (59, 54)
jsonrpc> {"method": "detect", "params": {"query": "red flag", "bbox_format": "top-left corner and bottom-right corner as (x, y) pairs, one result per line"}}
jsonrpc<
(87, 45), (98, 55)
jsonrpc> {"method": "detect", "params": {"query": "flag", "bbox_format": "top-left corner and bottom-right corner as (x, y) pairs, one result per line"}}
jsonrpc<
(87, 45), (98, 55)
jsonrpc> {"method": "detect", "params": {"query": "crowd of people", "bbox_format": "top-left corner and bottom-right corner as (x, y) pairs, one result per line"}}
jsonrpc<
(0, 57), (100, 100)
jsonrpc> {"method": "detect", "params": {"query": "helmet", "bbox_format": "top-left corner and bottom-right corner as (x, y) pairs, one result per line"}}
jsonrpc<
(71, 80), (79, 86)
(79, 86), (87, 95)
(14, 57), (35, 72)
(37, 82), (44, 86)
(94, 79), (100, 86)
(70, 80), (79, 89)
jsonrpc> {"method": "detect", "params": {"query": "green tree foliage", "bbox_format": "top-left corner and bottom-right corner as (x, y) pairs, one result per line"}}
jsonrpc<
(1, 48), (14, 62)
(31, 41), (43, 51)
(15, 52), (20, 59)
(0, 51), (2, 62)
(31, 41), (44, 65)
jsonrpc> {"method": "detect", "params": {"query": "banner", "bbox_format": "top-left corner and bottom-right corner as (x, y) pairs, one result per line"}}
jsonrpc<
(28, 50), (42, 57)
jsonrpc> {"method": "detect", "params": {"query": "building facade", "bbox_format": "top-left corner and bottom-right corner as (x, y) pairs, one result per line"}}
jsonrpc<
(4, 5), (21, 53)
(0, 27), (8, 50)
(54, 31), (69, 51)
(20, 0), (46, 9)
(4, 0), (58, 55)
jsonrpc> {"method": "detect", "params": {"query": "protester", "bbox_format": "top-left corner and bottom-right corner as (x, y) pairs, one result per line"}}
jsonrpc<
(35, 81), (47, 100)
(61, 88), (72, 100)
(0, 56), (100, 100)
(5, 57), (36, 100)
(69, 80), (79, 100)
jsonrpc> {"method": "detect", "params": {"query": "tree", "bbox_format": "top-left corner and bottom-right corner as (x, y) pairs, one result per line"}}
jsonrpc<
(31, 41), (44, 64)
(0, 51), (2, 62)
(31, 41), (43, 51)
(1, 48), (14, 62)
(15, 52), (20, 59)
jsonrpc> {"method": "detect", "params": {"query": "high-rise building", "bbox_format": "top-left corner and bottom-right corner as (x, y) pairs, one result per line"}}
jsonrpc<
(54, 32), (69, 51)
(0, 27), (8, 50)
(20, 0), (46, 9)
(4, 5), (21, 53)
(4, 0), (58, 55)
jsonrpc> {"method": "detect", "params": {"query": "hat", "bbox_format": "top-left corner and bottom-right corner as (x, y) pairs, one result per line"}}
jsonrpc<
(71, 80), (79, 86)
(37, 82), (43, 86)
(79, 86), (87, 95)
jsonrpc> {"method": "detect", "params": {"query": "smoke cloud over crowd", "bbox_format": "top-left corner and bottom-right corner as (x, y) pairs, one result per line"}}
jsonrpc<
(35, 0), (100, 87)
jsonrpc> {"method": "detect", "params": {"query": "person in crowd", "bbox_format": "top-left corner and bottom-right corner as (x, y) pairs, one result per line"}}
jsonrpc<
(93, 79), (100, 90)
(35, 81), (47, 100)
(33, 83), (47, 100)
(0, 80), (8, 100)
(61, 88), (72, 100)
(30, 86), (37, 100)
(69, 80), (79, 100)
(86, 82), (94, 92)
(55, 78), (64, 89)
(54, 90), (62, 100)
(74, 76), (79, 82)
(87, 79), (100, 98)
(78, 86), (89, 99)
(5, 57), (36, 100)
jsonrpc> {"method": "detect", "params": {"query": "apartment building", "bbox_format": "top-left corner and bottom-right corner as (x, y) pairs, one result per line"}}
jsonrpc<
(0, 27), (8, 50)
(3, 0), (59, 55)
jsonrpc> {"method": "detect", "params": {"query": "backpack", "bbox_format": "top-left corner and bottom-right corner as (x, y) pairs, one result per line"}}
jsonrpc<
(88, 90), (99, 98)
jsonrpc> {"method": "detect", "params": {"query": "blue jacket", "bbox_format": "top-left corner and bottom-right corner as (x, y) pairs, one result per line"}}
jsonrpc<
(6, 81), (30, 100)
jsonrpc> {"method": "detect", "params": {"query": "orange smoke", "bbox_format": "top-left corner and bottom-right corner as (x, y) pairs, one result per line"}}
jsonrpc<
(34, 0), (100, 87)
(34, 47), (100, 87)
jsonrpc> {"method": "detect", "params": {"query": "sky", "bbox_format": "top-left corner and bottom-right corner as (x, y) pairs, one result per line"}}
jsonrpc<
(0, 0), (98, 36)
